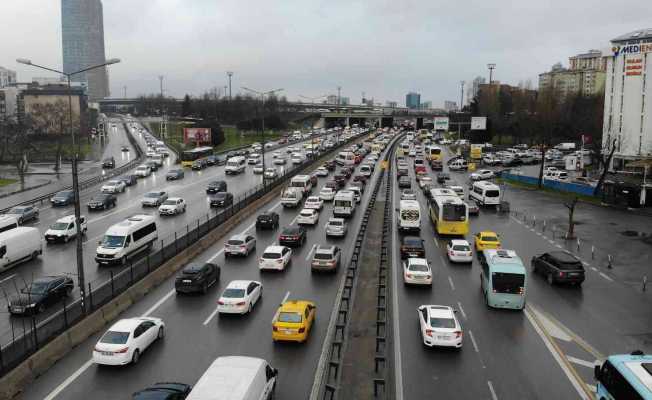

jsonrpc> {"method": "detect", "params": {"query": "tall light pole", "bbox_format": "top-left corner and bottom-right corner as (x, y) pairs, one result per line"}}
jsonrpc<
(17, 57), (121, 315)
(241, 86), (284, 183)
(459, 80), (465, 140)
(487, 63), (496, 84)
(227, 72), (233, 100)
(158, 75), (164, 97)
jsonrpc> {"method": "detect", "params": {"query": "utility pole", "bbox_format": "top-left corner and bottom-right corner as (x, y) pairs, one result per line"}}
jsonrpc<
(459, 80), (465, 140)
(487, 64), (496, 84)
(337, 86), (341, 105)
(123, 85), (127, 98)
(227, 71), (233, 100)
(158, 75), (164, 97)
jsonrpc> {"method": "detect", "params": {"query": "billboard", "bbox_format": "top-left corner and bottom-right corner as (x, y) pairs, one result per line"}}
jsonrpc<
(183, 128), (212, 145)
(434, 117), (449, 131)
(470, 144), (483, 160)
(471, 117), (487, 130)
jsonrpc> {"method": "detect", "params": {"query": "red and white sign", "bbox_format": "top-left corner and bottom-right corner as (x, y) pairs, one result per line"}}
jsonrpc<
(183, 128), (212, 144)
(625, 57), (643, 77)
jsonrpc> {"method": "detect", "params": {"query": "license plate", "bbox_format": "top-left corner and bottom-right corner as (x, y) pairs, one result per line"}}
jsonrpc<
(101, 351), (113, 356)
(182, 280), (191, 283)
(13, 307), (23, 312)
(437, 335), (450, 340)
(284, 329), (294, 334)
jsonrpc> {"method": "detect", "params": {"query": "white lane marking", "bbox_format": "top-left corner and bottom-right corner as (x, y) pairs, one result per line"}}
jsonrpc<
(43, 359), (95, 400)
(599, 272), (614, 282)
(487, 381), (498, 400)
(591, 267), (598, 272)
(510, 216), (521, 224)
(390, 165), (405, 400)
(456, 301), (467, 320)
(524, 307), (592, 400)
(142, 287), (176, 317)
(0, 274), (16, 284)
(468, 330), (480, 353)
(566, 356), (597, 369)
(203, 308), (220, 326)
(555, 244), (563, 249)
(270, 291), (291, 324)
(536, 231), (542, 236)
(548, 239), (555, 245)
(448, 276), (455, 291)
(581, 261), (589, 267)
(542, 235), (548, 240)
(305, 243), (317, 261)
(528, 306), (572, 342)
(439, 254), (447, 266)
(290, 214), (300, 225)
(433, 238), (439, 248)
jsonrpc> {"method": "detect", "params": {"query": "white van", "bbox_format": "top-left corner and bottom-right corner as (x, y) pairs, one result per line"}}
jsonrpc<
(449, 159), (468, 171)
(398, 200), (421, 232)
(336, 151), (356, 166)
(0, 227), (42, 272)
(186, 356), (277, 400)
(360, 164), (373, 177)
(469, 181), (501, 206)
(334, 190), (356, 218)
(281, 187), (303, 208)
(95, 215), (157, 265)
(290, 175), (313, 197)
(225, 156), (246, 175)
(0, 215), (19, 234)
(44, 215), (88, 243)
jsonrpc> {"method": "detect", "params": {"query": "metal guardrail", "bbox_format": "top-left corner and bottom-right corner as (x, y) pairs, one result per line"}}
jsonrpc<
(0, 118), (145, 214)
(0, 129), (372, 377)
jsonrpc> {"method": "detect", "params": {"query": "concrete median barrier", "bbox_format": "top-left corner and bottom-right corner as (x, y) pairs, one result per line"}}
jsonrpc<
(27, 332), (72, 378)
(101, 294), (133, 323)
(67, 309), (106, 348)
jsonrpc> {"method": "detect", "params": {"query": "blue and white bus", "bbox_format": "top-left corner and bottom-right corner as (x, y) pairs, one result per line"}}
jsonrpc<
(594, 351), (652, 399)
(480, 249), (526, 310)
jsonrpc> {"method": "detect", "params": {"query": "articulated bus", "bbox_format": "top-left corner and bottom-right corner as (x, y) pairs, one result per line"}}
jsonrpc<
(480, 249), (527, 310)
(594, 351), (652, 399)
(428, 191), (469, 235)
(180, 146), (213, 167)
(427, 145), (442, 162)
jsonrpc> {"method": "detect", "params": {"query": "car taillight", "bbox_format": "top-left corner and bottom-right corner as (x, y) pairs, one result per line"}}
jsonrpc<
(114, 347), (129, 354)
(425, 329), (434, 337)
(298, 327), (306, 333)
(240, 246), (246, 250)
(218, 300), (225, 305)
(449, 250), (454, 256)
(454, 331), (463, 338)
(519, 287), (525, 295)
(236, 301), (246, 306)
(559, 271), (565, 277)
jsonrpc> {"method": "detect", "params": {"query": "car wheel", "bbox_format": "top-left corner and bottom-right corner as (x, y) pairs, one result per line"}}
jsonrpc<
(121, 256), (127, 265)
(18, 217), (23, 225)
(37, 303), (46, 314)
(157, 326), (165, 340)
(547, 273), (555, 285)
(131, 349), (140, 364)
(248, 303), (253, 314)
(31, 251), (39, 260)
(202, 282), (208, 294)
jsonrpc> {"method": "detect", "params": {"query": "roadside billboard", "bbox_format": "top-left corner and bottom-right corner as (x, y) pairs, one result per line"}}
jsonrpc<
(434, 117), (449, 131)
(183, 128), (212, 145)
(471, 117), (487, 130)
(470, 144), (483, 160)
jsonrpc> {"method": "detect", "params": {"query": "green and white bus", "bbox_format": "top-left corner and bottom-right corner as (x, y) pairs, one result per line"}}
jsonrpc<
(480, 249), (526, 310)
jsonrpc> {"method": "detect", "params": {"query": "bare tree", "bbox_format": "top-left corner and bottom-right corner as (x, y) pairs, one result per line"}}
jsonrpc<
(593, 137), (618, 196)
(564, 196), (579, 239)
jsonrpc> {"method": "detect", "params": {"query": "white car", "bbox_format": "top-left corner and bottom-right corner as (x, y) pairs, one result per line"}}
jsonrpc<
(217, 280), (263, 314)
(319, 187), (336, 201)
(304, 196), (323, 210)
(93, 317), (165, 365)
(101, 180), (126, 194)
(146, 151), (156, 157)
(286, 146), (296, 153)
(224, 234), (256, 257)
(264, 168), (278, 179)
(470, 169), (495, 181)
(446, 239), (472, 263)
(408, 149), (416, 157)
(315, 167), (329, 177)
(44, 214), (87, 243)
(417, 305), (462, 348)
(291, 153), (304, 164)
(253, 164), (264, 174)
(401, 189), (417, 201)
(259, 245), (292, 271)
(403, 258), (432, 285)
(417, 176), (433, 189)
(247, 153), (261, 164)
(273, 156), (287, 165)
(158, 197), (186, 215)
(297, 208), (319, 225)
(134, 164), (151, 177)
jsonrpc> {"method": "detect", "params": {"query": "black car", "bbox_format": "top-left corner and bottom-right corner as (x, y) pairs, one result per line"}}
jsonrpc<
(531, 251), (585, 286)
(502, 158), (522, 167)
(102, 157), (115, 168)
(145, 160), (160, 171)
(50, 190), (75, 206)
(175, 263), (220, 294)
(324, 160), (337, 171)
(214, 155), (227, 166)
(256, 211), (280, 230)
(191, 159), (208, 170)
(8, 275), (74, 315)
(87, 193), (117, 210)
(209, 192), (234, 207)
(333, 174), (346, 189)
(400, 236), (425, 259)
(166, 169), (185, 180)
(430, 160), (443, 170)
(206, 180), (227, 194)
(132, 383), (192, 400)
(436, 173), (450, 184)
(421, 183), (436, 196)
(279, 225), (307, 247)
(117, 175), (138, 187)
(340, 167), (353, 178)
(398, 176), (411, 188)
(205, 155), (218, 166)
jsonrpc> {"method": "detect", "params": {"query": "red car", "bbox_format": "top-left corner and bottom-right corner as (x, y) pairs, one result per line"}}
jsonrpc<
(354, 154), (363, 164)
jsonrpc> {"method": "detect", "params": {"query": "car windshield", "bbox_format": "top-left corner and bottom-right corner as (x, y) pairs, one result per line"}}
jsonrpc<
(429, 317), (456, 329)
(222, 288), (245, 298)
(100, 330), (130, 344)
(101, 235), (125, 248)
(145, 193), (160, 198)
(213, 193), (227, 199)
(278, 312), (302, 323)
(55, 191), (72, 198)
(23, 281), (50, 295)
(314, 253), (333, 260)
(50, 222), (69, 230)
(262, 252), (281, 259)
(403, 238), (422, 247)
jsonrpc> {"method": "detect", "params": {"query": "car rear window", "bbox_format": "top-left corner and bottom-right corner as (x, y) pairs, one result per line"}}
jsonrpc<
(314, 253), (333, 260)
(485, 190), (500, 197)
(408, 263), (429, 272)
(227, 240), (243, 245)
(429, 317), (455, 329)
(404, 237), (422, 246)
(452, 245), (470, 252)
(262, 252), (281, 259)
(222, 288), (245, 298)
(329, 220), (343, 226)
(100, 330), (130, 344)
(278, 312), (302, 323)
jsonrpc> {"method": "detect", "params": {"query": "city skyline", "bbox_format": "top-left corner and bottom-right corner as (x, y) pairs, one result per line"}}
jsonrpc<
(0, 0), (649, 105)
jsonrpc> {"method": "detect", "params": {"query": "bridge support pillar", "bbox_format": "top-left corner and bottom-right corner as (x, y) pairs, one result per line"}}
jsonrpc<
(345, 116), (350, 127)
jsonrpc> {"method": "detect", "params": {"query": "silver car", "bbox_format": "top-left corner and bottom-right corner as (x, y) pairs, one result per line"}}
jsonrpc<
(224, 234), (256, 257)
(325, 217), (347, 237)
(311, 245), (342, 272)
(141, 191), (168, 207)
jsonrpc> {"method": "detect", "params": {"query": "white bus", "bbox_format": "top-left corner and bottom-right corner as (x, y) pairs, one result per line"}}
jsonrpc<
(398, 200), (421, 232)
(469, 181), (501, 206)
(95, 215), (158, 265)
(333, 190), (356, 217)
(336, 151), (356, 166)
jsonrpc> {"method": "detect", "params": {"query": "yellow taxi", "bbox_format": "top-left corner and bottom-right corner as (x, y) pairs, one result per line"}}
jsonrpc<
(272, 300), (316, 343)
(474, 231), (501, 252)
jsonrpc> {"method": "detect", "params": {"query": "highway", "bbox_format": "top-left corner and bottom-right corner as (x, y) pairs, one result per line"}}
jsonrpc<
(0, 119), (343, 347)
(19, 132), (392, 400)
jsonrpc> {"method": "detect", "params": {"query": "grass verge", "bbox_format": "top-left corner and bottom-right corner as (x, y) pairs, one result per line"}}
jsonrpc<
(0, 178), (17, 187)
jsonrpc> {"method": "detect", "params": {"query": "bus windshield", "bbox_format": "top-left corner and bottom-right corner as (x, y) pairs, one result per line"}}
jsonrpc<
(598, 360), (647, 399)
(492, 272), (525, 294)
(442, 204), (466, 221)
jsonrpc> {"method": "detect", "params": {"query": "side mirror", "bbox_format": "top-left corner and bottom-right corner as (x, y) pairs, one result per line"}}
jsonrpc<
(273, 368), (279, 377)
(98, 241), (102, 245)
(594, 365), (601, 380)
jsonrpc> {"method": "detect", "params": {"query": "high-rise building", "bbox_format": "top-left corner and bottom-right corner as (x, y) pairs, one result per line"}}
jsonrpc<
(538, 50), (606, 98)
(444, 101), (457, 112)
(0, 67), (17, 88)
(406, 92), (420, 109)
(602, 28), (652, 168)
(61, 0), (109, 100)
(420, 101), (432, 110)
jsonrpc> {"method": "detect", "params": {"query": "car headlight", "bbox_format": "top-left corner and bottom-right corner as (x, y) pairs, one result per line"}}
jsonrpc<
(28, 303), (36, 308)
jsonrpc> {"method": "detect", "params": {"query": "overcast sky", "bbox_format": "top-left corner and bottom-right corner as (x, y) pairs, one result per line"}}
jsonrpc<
(0, 0), (648, 106)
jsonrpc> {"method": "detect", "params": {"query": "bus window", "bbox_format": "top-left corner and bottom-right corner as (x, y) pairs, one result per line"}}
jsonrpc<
(492, 272), (525, 294)
(442, 204), (466, 221)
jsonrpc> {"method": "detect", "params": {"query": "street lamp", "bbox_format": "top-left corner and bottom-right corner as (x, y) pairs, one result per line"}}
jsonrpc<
(241, 87), (284, 184)
(17, 57), (121, 315)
